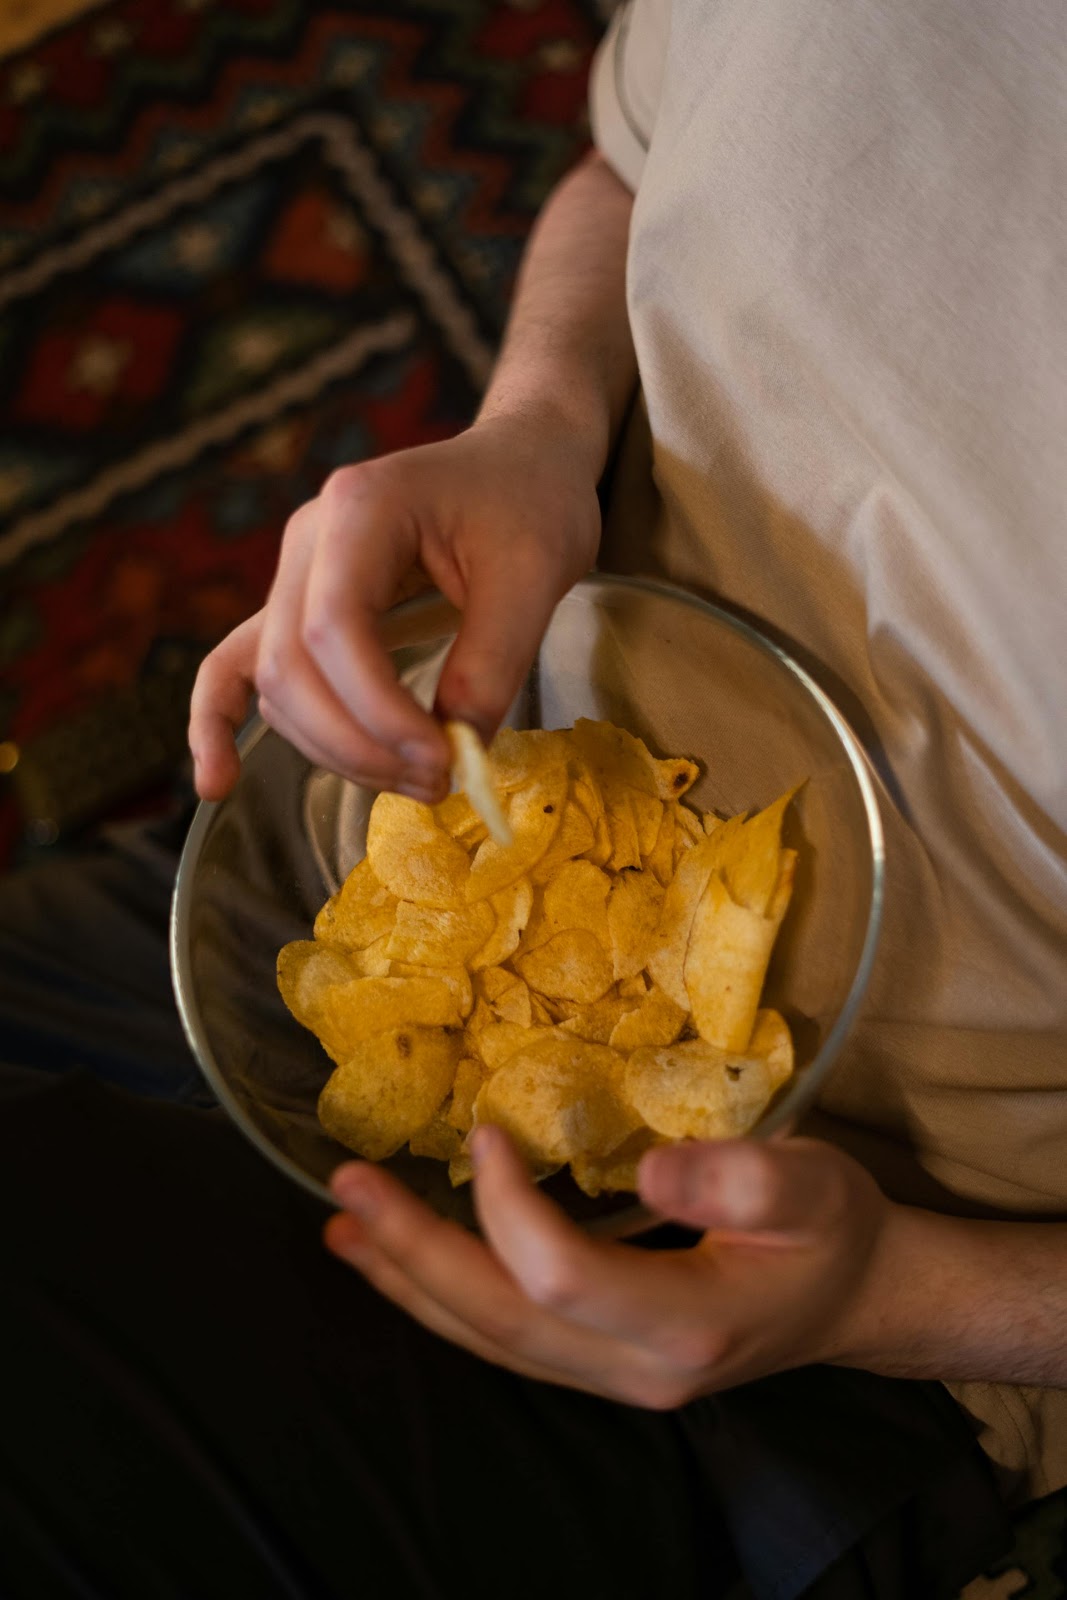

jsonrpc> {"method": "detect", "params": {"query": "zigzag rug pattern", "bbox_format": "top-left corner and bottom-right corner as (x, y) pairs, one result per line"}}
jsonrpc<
(0, 0), (599, 863)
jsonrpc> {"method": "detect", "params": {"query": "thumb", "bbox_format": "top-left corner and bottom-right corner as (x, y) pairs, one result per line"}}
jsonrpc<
(638, 1137), (842, 1239)
(433, 546), (567, 745)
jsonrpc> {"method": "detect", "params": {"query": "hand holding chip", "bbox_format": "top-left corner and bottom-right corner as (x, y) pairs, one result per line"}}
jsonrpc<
(325, 1126), (895, 1406)
(188, 415), (602, 803)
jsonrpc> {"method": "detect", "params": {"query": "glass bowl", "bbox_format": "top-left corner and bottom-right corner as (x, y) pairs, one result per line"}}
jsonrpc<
(171, 574), (884, 1235)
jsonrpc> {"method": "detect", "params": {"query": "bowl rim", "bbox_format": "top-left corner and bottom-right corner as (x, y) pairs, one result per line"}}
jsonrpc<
(170, 572), (885, 1211)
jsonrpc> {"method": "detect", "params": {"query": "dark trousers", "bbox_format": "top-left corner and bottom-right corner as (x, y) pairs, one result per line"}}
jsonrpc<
(0, 815), (1011, 1600)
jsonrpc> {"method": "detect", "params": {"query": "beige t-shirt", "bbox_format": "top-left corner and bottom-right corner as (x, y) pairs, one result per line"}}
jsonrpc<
(590, 0), (1067, 1500)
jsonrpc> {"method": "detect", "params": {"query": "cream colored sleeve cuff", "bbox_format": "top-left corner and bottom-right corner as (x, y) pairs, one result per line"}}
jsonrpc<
(589, 0), (671, 194)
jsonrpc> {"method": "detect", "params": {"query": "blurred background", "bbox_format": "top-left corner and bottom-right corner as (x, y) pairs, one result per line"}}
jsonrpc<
(0, 0), (606, 869)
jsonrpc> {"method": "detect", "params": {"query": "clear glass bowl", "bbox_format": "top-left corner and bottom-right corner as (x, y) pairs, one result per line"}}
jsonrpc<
(171, 575), (884, 1235)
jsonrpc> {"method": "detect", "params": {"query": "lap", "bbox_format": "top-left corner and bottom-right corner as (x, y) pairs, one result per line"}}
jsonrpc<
(0, 830), (1012, 1600)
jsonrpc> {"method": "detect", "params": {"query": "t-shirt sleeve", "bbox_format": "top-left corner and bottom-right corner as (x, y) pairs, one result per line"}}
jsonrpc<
(588, 0), (672, 193)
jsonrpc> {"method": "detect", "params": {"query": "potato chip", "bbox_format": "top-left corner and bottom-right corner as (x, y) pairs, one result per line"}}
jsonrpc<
(514, 929), (614, 1005)
(606, 867), (664, 981)
(288, 721), (801, 1191)
(282, 969), (461, 1065)
(277, 940), (363, 1025)
(475, 1021), (554, 1071)
(539, 859), (612, 945)
(367, 793), (470, 909)
(474, 1036), (639, 1168)
(446, 721), (514, 848)
(446, 1056), (488, 1133)
(628, 790), (664, 858)
(465, 767), (569, 901)
(487, 727), (570, 791)
(468, 877), (533, 969)
(618, 971), (650, 1000)
(490, 975), (534, 1028)
(749, 1007), (795, 1089)
(319, 1027), (463, 1160)
(530, 802), (596, 882)
(314, 857), (398, 950)
(644, 805), (676, 886)
(409, 1114), (463, 1161)
(570, 1128), (660, 1197)
(624, 1039), (776, 1142)
(683, 873), (782, 1052)
(558, 993), (638, 1044)
(684, 838), (793, 1049)
(645, 830), (728, 1007)
(389, 961), (473, 1019)
(434, 791), (487, 843)
(385, 899), (494, 967)
(608, 985), (687, 1051)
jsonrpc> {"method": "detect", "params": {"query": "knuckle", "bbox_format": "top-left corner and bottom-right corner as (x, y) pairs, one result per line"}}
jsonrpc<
(321, 458), (390, 511)
(301, 598), (341, 656)
(522, 1255), (584, 1315)
(254, 650), (286, 702)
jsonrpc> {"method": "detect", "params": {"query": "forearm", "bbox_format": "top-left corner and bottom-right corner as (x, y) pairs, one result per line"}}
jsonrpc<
(834, 1203), (1067, 1386)
(477, 151), (636, 479)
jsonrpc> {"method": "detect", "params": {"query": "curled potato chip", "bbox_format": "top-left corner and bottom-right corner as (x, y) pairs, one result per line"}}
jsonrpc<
(540, 859), (611, 945)
(409, 1114), (463, 1161)
(571, 1128), (660, 1197)
(607, 867), (664, 982)
(314, 857), (398, 950)
(487, 727), (571, 791)
(624, 1039), (776, 1141)
(465, 768), (569, 901)
(474, 1021), (555, 1071)
(530, 802), (596, 882)
(446, 1056), (488, 1133)
(385, 899), (494, 967)
(283, 969), (461, 1065)
(367, 794), (470, 909)
(629, 791), (663, 858)
(749, 1006), (795, 1090)
(389, 961), (473, 1019)
(490, 975), (534, 1027)
(558, 993), (638, 1044)
(608, 985), (687, 1051)
(644, 806), (676, 886)
(684, 843), (796, 1052)
(319, 1027), (462, 1160)
(474, 1036), (639, 1167)
(514, 928), (614, 1005)
(447, 721), (514, 847)
(434, 791), (487, 844)
(469, 877), (533, 970)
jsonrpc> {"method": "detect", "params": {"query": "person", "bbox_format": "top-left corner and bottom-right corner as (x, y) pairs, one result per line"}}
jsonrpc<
(3, 1), (1065, 1595)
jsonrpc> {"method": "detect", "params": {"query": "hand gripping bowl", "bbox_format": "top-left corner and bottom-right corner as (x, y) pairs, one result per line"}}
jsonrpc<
(171, 575), (884, 1236)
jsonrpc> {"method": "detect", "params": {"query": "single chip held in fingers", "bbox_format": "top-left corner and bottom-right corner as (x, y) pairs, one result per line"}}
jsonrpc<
(446, 721), (514, 847)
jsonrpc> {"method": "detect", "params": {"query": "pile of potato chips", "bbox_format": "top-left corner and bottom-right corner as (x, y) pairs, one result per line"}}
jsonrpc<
(277, 720), (798, 1196)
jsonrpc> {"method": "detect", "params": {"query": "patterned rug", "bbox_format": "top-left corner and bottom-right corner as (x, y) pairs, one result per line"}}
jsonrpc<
(0, 0), (602, 864)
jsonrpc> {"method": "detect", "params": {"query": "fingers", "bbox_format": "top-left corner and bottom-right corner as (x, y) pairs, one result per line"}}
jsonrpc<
(471, 1127), (717, 1360)
(328, 1160), (657, 1400)
(256, 505), (447, 798)
(638, 1137), (849, 1241)
(189, 614), (262, 800)
(301, 468), (451, 771)
(433, 545), (567, 745)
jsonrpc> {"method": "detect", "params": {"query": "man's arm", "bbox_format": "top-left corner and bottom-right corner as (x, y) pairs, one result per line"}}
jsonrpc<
(834, 1204), (1067, 1385)
(190, 152), (636, 801)
(475, 150), (637, 482)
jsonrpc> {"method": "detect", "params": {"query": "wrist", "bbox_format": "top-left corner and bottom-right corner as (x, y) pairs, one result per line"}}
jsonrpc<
(474, 372), (615, 485)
